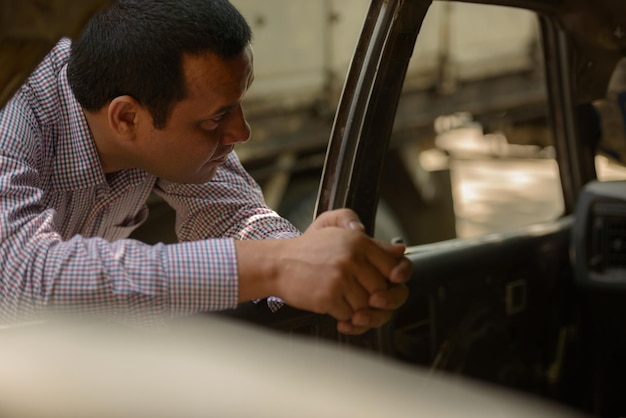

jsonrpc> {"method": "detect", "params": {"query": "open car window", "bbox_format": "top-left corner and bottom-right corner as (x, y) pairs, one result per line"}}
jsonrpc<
(377, 2), (569, 241)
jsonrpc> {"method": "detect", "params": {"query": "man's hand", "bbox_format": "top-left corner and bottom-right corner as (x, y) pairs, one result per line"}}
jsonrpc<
(236, 208), (412, 335)
(306, 209), (412, 335)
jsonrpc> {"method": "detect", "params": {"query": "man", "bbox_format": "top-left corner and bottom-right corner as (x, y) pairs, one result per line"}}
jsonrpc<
(0, 0), (411, 334)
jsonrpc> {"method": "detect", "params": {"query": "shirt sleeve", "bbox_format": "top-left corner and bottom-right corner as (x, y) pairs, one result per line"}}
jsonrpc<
(0, 93), (241, 324)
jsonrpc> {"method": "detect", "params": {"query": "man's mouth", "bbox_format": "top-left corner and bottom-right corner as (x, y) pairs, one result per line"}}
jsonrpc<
(211, 155), (228, 163)
(209, 149), (233, 164)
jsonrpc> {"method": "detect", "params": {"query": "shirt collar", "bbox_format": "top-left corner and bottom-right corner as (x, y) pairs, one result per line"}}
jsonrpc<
(50, 56), (153, 193)
(49, 66), (108, 191)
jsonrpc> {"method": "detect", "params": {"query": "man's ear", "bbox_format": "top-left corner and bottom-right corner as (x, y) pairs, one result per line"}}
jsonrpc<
(107, 96), (142, 140)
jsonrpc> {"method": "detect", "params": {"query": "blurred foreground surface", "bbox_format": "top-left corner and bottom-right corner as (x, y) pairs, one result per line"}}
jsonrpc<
(0, 317), (586, 418)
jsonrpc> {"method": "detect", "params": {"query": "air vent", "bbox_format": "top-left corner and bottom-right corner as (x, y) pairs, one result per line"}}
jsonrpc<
(590, 202), (626, 271)
(573, 181), (626, 290)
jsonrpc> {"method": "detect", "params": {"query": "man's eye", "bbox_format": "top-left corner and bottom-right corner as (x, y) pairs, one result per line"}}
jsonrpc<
(201, 115), (224, 131)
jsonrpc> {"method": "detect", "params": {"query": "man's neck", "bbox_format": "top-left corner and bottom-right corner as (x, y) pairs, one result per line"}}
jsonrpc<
(83, 109), (130, 174)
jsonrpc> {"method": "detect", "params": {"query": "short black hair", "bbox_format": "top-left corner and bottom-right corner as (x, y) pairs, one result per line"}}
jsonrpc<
(67, 0), (252, 129)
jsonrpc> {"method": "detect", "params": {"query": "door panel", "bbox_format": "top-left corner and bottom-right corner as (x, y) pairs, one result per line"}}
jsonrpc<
(394, 217), (572, 395)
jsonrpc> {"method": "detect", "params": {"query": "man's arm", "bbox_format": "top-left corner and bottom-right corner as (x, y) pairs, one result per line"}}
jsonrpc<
(156, 158), (412, 335)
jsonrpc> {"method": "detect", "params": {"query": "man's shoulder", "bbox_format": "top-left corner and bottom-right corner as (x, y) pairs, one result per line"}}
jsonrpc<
(0, 39), (76, 155)
(44, 38), (72, 71)
(26, 38), (72, 86)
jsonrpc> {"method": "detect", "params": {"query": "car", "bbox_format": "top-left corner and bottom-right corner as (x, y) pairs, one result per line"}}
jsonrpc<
(222, 0), (626, 416)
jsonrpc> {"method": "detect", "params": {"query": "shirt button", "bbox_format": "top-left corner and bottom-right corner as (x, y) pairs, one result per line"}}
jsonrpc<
(95, 186), (108, 200)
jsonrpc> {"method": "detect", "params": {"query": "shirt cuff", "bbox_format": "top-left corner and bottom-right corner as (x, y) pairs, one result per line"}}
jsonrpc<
(266, 296), (284, 312)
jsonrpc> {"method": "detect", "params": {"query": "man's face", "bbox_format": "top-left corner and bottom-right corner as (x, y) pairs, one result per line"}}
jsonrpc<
(133, 47), (254, 184)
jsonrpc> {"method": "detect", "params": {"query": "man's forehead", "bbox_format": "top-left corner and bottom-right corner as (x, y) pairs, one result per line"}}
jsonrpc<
(182, 47), (253, 88)
(176, 47), (253, 117)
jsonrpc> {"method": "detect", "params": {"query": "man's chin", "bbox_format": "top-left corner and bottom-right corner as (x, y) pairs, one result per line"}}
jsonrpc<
(161, 167), (218, 185)
(191, 167), (218, 184)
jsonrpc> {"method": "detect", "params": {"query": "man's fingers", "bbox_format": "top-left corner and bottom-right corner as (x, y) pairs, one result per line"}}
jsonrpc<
(351, 261), (390, 295)
(353, 308), (393, 329)
(307, 211), (411, 287)
(373, 238), (406, 257)
(337, 319), (371, 336)
(369, 284), (409, 310)
(370, 239), (413, 284)
(355, 238), (410, 287)
(389, 257), (413, 284)
(342, 278), (371, 313)
(326, 296), (354, 322)
(308, 209), (365, 232)
(336, 308), (394, 335)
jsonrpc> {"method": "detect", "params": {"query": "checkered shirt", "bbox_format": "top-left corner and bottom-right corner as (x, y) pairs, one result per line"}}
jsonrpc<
(0, 39), (300, 325)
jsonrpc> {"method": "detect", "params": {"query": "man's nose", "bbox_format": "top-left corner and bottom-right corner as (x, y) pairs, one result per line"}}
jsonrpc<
(222, 105), (251, 145)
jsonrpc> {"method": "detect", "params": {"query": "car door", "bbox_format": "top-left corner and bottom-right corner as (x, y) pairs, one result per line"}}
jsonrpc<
(315, 0), (626, 416)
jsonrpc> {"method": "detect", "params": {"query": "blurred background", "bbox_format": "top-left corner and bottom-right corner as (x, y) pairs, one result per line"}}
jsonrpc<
(220, 0), (626, 245)
(4, 1), (626, 246)
(93, 0), (626, 248)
